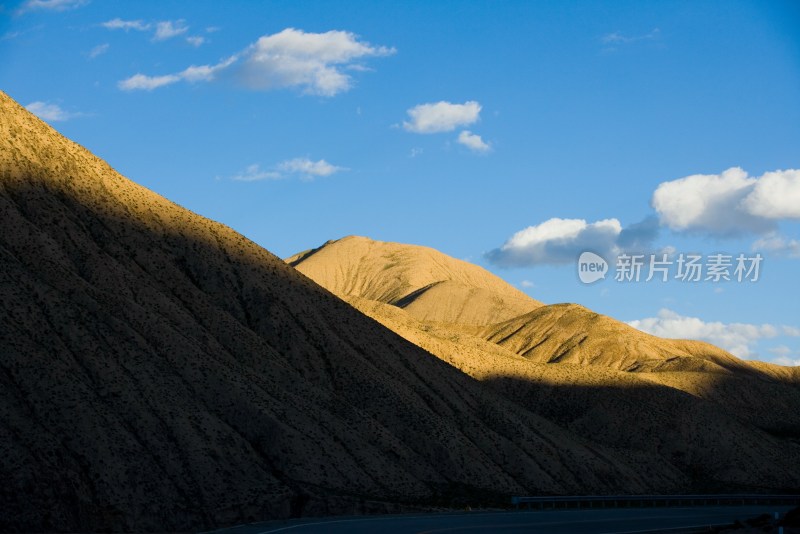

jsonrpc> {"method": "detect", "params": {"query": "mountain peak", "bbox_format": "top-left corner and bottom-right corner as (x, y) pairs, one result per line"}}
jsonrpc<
(287, 235), (543, 325)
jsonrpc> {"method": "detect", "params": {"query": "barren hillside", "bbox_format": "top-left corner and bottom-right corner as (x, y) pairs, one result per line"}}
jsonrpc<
(0, 90), (656, 532)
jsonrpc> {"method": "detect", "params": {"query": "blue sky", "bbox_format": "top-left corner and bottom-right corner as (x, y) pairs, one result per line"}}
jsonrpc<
(2, 0), (799, 364)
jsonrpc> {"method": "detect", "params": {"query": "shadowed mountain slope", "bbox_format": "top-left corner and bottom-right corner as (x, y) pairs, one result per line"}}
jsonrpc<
(0, 92), (681, 532)
(287, 236), (542, 325)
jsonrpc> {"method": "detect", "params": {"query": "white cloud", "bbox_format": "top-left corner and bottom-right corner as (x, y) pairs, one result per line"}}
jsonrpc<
(628, 308), (781, 359)
(457, 130), (491, 152)
(487, 167), (799, 268)
(18, 0), (87, 12)
(118, 28), (393, 96)
(228, 164), (282, 182)
(101, 18), (191, 42)
(278, 158), (345, 178)
(783, 326), (800, 337)
(653, 167), (767, 235)
(101, 18), (150, 31)
(409, 147), (423, 158)
(153, 20), (188, 41)
(519, 280), (535, 288)
(774, 357), (800, 367)
(226, 158), (345, 182)
(88, 43), (109, 58)
(118, 56), (235, 90)
(486, 217), (623, 266)
(741, 169), (800, 219)
(486, 215), (661, 266)
(118, 73), (181, 91)
(652, 167), (800, 236)
(237, 28), (394, 96)
(752, 234), (800, 258)
(179, 57), (236, 82)
(25, 101), (81, 122)
(403, 101), (481, 134)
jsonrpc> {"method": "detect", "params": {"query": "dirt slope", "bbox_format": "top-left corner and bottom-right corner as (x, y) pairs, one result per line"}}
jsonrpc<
(480, 303), (756, 374)
(0, 91), (675, 532)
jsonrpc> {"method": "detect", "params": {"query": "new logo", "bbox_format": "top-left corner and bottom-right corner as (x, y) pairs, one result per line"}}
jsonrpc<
(578, 251), (608, 284)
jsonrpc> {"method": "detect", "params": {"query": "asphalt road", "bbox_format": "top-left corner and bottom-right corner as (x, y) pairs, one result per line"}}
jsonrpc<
(205, 505), (794, 533)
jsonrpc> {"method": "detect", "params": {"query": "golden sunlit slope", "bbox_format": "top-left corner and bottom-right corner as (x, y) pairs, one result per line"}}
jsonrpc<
(747, 360), (800, 382)
(287, 235), (542, 325)
(481, 303), (757, 374)
(289, 237), (775, 378)
(0, 90), (681, 532)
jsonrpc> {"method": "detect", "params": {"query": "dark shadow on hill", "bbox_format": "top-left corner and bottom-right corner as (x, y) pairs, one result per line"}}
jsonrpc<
(2, 177), (800, 534)
(482, 373), (800, 494)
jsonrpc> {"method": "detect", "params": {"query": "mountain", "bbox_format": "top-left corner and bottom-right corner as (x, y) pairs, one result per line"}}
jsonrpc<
(288, 236), (799, 382)
(290, 236), (800, 496)
(287, 235), (542, 325)
(0, 91), (691, 532)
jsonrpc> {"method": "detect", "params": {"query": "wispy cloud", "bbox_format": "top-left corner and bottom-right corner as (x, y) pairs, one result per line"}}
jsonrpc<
(628, 308), (800, 359)
(186, 36), (205, 47)
(153, 20), (188, 41)
(752, 234), (800, 258)
(101, 18), (150, 31)
(601, 28), (660, 47)
(277, 158), (345, 178)
(117, 28), (394, 96)
(118, 74), (181, 91)
(101, 18), (193, 43)
(227, 164), (282, 182)
(88, 43), (109, 59)
(225, 158), (346, 182)
(25, 101), (82, 122)
(118, 56), (236, 91)
(18, 0), (87, 13)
